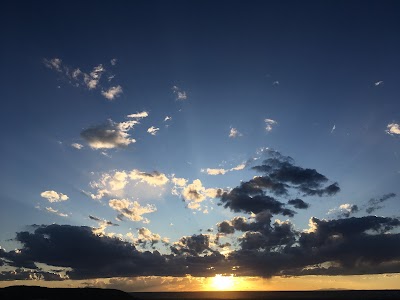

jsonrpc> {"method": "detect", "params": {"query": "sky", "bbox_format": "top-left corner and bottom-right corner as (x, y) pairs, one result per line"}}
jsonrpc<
(1, 0), (400, 292)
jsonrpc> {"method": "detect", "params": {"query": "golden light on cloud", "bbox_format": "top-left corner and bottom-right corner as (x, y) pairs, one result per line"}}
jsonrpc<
(210, 274), (234, 291)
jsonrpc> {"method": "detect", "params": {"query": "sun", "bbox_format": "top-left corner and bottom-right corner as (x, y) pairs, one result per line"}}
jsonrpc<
(211, 274), (235, 290)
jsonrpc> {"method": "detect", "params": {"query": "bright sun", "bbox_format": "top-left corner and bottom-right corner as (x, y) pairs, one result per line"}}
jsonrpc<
(211, 274), (235, 290)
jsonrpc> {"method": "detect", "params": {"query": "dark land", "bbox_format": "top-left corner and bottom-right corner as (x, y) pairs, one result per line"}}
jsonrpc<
(1, 287), (400, 300)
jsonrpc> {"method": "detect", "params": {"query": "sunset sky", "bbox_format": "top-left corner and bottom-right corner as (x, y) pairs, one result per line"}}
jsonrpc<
(1, 0), (400, 292)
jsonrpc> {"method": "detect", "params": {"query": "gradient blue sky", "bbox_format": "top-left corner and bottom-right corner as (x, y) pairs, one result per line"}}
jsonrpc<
(1, 0), (400, 291)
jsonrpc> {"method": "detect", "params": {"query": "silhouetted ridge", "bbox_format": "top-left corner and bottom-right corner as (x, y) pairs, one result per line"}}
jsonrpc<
(0, 286), (135, 300)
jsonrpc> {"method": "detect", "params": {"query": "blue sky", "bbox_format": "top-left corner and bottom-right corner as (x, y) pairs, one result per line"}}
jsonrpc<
(1, 0), (400, 291)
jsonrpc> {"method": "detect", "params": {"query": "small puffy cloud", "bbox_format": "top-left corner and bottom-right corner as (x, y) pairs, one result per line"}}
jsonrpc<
(181, 179), (220, 211)
(43, 58), (62, 72)
(386, 123), (400, 135)
(127, 111), (149, 119)
(229, 128), (242, 138)
(45, 207), (68, 217)
(171, 176), (187, 187)
(135, 227), (161, 247)
(265, 118), (278, 132)
(164, 116), (172, 122)
(101, 85), (123, 100)
(71, 143), (84, 150)
(147, 126), (160, 136)
(110, 58), (117, 66)
(40, 190), (69, 203)
(374, 81), (384, 86)
(129, 170), (169, 186)
(172, 86), (187, 100)
(328, 203), (359, 218)
(81, 119), (137, 149)
(109, 199), (157, 222)
(204, 168), (227, 176)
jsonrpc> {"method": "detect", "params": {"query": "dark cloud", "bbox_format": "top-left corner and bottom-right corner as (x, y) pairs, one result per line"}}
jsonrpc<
(366, 193), (396, 214)
(89, 215), (119, 226)
(340, 204), (359, 218)
(219, 150), (338, 217)
(288, 199), (309, 209)
(80, 119), (136, 149)
(1, 216), (400, 280)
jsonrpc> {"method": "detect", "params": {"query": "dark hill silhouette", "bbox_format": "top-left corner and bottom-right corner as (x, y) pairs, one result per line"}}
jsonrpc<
(0, 286), (135, 300)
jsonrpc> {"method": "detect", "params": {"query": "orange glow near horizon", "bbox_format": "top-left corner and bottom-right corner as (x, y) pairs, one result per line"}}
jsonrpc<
(210, 274), (235, 290)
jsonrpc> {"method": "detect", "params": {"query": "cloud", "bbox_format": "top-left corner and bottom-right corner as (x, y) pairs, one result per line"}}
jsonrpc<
(172, 86), (187, 100)
(129, 170), (169, 186)
(40, 190), (69, 203)
(386, 123), (400, 135)
(181, 179), (220, 211)
(45, 207), (68, 217)
(80, 119), (137, 149)
(229, 128), (242, 138)
(164, 116), (172, 122)
(135, 227), (161, 248)
(366, 193), (396, 214)
(89, 215), (119, 236)
(43, 58), (62, 72)
(43, 58), (122, 100)
(219, 150), (339, 216)
(331, 124), (336, 134)
(109, 199), (157, 222)
(327, 203), (359, 218)
(110, 58), (117, 66)
(147, 126), (160, 136)
(264, 118), (277, 132)
(202, 163), (246, 176)
(374, 80), (384, 86)
(101, 85), (123, 100)
(287, 199), (310, 209)
(71, 143), (84, 150)
(203, 168), (227, 176)
(127, 111), (149, 119)
(272, 81), (280, 86)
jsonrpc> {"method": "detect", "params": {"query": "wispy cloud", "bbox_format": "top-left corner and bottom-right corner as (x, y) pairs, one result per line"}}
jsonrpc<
(43, 57), (122, 100)
(172, 86), (187, 101)
(164, 116), (172, 122)
(386, 123), (400, 135)
(265, 118), (277, 132)
(229, 127), (242, 138)
(374, 80), (384, 86)
(110, 58), (117, 66)
(45, 207), (69, 217)
(71, 143), (84, 150)
(331, 124), (336, 134)
(40, 190), (69, 202)
(147, 126), (159, 136)
(101, 85), (123, 101)
(201, 163), (246, 176)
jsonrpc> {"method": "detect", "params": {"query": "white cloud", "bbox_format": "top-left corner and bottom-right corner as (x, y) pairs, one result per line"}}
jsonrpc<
(164, 116), (172, 122)
(265, 118), (278, 132)
(180, 179), (219, 211)
(374, 81), (384, 86)
(43, 58), (62, 72)
(171, 176), (187, 187)
(386, 123), (400, 135)
(45, 207), (68, 217)
(272, 81), (280, 86)
(229, 127), (242, 138)
(172, 86), (187, 100)
(71, 143), (84, 150)
(147, 126), (159, 136)
(231, 163), (246, 171)
(101, 85), (123, 100)
(129, 169), (169, 186)
(109, 199), (156, 222)
(81, 119), (137, 149)
(127, 111), (149, 119)
(40, 190), (69, 203)
(110, 58), (117, 66)
(203, 168), (227, 176)
(331, 124), (336, 134)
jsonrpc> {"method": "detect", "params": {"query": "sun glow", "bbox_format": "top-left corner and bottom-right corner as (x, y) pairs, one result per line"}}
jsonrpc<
(211, 274), (235, 290)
